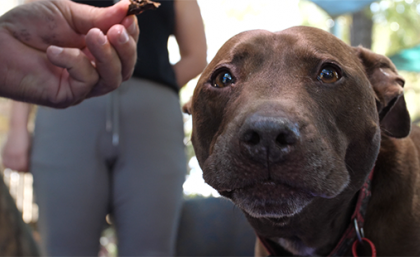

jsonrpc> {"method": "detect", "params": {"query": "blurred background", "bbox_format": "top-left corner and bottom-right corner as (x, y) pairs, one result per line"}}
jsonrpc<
(1, 0), (420, 256)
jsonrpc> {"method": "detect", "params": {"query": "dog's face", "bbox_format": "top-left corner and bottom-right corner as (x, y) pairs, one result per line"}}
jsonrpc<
(186, 26), (410, 230)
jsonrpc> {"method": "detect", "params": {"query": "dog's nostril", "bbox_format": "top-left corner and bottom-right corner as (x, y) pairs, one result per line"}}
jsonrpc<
(276, 132), (288, 146)
(243, 131), (261, 145)
(239, 114), (300, 164)
(276, 132), (297, 146)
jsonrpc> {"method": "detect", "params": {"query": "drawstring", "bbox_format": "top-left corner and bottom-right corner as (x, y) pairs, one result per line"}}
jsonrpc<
(106, 90), (120, 146)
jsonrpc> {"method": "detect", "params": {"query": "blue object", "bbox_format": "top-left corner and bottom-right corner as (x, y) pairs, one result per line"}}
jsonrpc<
(389, 44), (420, 72)
(310, 0), (376, 17)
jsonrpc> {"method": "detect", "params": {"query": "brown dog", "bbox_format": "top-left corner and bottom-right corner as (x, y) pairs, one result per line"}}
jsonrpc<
(183, 26), (420, 256)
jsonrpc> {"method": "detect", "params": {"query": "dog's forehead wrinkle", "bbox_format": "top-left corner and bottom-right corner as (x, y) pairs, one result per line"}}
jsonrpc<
(224, 31), (314, 74)
(227, 37), (283, 76)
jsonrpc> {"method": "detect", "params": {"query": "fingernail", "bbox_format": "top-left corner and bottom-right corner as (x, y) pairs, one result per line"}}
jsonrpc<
(49, 45), (63, 55)
(97, 30), (107, 45)
(119, 28), (129, 44)
(128, 16), (137, 34)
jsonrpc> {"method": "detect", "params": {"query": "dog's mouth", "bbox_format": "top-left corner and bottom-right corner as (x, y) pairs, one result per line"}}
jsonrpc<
(219, 180), (314, 222)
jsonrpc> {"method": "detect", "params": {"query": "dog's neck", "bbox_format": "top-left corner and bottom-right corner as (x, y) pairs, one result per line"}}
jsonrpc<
(248, 189), (363, 256)
(272, 237), (318, 256)
(248, 172), (373, 257)
(257, 205), (355, 256)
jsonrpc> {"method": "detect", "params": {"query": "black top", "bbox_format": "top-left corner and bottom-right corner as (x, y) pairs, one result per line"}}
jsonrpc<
(73, 0), (179, 93)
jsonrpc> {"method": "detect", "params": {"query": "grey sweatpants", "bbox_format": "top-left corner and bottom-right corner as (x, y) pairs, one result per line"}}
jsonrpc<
(30, 78), (187, 256)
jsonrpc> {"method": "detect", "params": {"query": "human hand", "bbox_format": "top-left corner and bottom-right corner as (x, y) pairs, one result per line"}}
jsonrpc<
(2, 128), (31, 172)
(0, 0), (139, 108)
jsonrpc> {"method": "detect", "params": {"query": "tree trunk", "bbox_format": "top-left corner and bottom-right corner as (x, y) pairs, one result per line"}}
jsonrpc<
(0, 177), (39, 256)
(351, 9), (373, 49)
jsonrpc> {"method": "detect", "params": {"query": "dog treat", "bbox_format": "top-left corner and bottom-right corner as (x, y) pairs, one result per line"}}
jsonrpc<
(127, 0), (161, 16)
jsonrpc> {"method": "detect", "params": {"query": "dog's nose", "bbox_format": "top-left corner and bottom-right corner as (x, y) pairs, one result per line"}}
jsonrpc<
(239, 114), (299, 164)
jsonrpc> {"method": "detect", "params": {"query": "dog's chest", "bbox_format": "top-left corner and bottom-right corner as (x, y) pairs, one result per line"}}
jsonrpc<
(273, 237), (318, 256)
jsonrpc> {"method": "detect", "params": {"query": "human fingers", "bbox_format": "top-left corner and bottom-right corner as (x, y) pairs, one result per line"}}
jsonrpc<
(107, 16), (138, 81)
(122, 15), (140, 43)
(61, 0), (131, 35)
(85, 28), (122, 97)
(46, 45), (99, 106)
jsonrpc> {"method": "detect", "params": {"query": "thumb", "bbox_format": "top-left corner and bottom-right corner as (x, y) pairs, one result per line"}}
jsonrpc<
(63, 0), (131, 34)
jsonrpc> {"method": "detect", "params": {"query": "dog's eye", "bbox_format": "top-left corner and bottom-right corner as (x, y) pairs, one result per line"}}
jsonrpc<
(317, 67), (340, 83)
(212, 72), (234, 88)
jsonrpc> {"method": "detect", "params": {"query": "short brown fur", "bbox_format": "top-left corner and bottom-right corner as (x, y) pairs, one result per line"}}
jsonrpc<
(184, 26), (420, 256)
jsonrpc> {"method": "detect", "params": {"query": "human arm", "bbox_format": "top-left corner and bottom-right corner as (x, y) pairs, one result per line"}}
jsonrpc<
(1, 102), (32, 172)
(172, 0), (207, 88)
(0, 0), (139, 108)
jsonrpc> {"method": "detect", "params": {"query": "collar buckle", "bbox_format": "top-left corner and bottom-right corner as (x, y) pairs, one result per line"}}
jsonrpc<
(353, 218), (364, 242)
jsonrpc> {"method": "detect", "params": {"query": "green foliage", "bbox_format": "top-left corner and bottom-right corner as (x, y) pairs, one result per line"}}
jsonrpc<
(372, 0), (420, 55)
(299, 0), (420, 120)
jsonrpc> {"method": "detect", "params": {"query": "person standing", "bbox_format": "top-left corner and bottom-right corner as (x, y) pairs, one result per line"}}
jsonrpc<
(2, 0), (207, 255)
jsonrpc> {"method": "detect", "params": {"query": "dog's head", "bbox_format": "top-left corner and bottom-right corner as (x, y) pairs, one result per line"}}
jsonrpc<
(184, 26), (410, 230)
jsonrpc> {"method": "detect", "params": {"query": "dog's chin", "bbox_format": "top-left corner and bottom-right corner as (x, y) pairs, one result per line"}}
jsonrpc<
(219, 182), (313, 225)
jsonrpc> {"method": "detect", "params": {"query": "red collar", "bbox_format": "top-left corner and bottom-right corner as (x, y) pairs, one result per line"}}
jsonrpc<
(258, 168), (377, 257)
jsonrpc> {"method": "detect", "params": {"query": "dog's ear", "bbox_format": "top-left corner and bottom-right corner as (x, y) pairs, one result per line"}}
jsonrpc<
(182, 98), (192, 115)
(355, 46), (411, 138)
